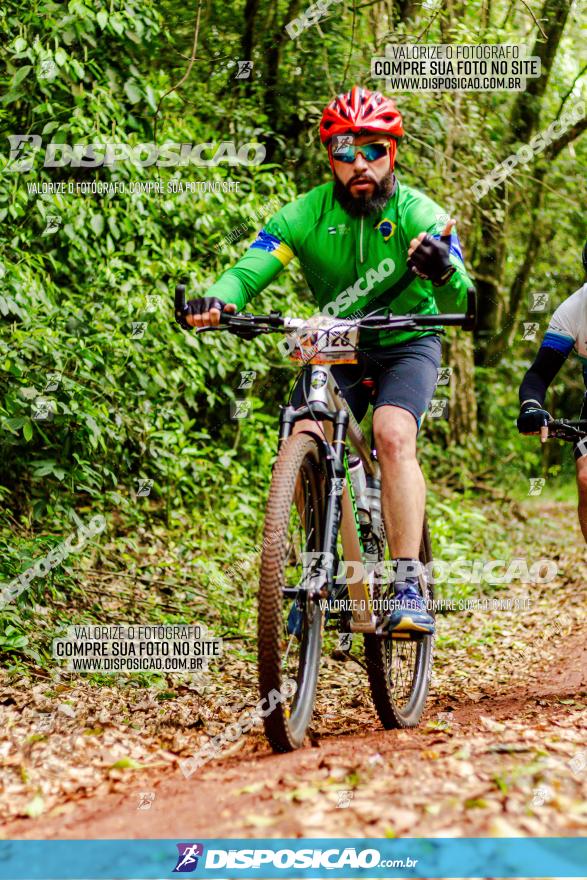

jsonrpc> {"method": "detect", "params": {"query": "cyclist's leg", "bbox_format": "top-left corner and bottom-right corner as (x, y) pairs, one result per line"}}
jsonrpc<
(373, 405), (423, 558)
(573, 392), (587, 543)
(369, 336), (441, 633)
(370, 336), (441, 558)
(574, 441), (587, 542)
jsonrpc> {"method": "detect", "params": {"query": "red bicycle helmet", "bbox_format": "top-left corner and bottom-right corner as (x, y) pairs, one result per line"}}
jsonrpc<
(320, 87), (403, 172)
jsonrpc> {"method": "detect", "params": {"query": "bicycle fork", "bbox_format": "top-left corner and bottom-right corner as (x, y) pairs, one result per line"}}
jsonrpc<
(278, 366), (377, 633)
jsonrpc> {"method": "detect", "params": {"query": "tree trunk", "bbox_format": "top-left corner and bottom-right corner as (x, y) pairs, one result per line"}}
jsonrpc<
(394, 0), (419, 23)
(262, 0), (303, 159)
(473, 200), (507, 346)
(241, 0), (260, 96)
(509, 0), (572, 143)
(473, 0), (572, 363)
(241, 0), (260, 61)
(503, 167), (547, 351)
(448, 329), (478, 444)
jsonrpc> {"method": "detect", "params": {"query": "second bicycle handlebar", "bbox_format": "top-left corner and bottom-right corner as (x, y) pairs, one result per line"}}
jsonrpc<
(545, 419), (587, 442)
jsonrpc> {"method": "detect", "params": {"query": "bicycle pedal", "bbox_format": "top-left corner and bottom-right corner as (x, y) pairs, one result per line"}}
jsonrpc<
(375, 624), (425, 641)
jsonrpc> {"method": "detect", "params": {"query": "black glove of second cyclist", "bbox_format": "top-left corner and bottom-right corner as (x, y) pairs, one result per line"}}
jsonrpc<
(408, 233), (456, 287)
(517, 401), (552, 434)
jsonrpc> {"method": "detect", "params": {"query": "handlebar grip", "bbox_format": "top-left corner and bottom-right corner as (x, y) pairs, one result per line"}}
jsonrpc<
(174, 283), (190, 330)
(462, 287), (477, 331)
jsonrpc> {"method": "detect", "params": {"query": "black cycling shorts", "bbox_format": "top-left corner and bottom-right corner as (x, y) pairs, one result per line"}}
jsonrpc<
(290, 334), (442, 428)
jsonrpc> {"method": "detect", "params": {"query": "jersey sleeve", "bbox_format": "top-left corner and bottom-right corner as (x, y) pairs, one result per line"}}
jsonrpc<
(518, 292), (581, 406)
(401, 194), (474, 313)
(518, 346), (568, 407)
(204, 210), (296, 312)
(542, 295), (578, 356)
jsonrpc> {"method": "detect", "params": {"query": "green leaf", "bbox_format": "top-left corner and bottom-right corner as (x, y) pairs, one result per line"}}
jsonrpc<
(96, 10), (108, 29)
(110, 15), (125, 35)
(110, 756), (144, 770)
(3, 417), (26, 433)
(107, 216), (120, 239)
(31, 460), (58, 477)
(25, 795), (45, 818)
(145, 84), (158, 112)
(42, 120), (61, 135)
(23, 420), (33, 442)
(90, 214), (104, 236)
(124, 80), (141, 104)
(13, 38), (27, 53)
(70, 59), (85, 79)
(13, 65), (32, 88)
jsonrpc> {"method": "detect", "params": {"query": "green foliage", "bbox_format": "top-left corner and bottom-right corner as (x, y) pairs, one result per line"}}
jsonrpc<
(0, 0), (584, 669)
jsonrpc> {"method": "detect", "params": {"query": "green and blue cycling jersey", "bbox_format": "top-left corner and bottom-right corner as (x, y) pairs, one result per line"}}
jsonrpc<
(206, 177), (474, 349)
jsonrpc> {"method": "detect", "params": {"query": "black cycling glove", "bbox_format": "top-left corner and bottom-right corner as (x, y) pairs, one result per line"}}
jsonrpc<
(517, 401), (551, 434)
(408, 233), (456, 286)
(185, 296), (227, 317)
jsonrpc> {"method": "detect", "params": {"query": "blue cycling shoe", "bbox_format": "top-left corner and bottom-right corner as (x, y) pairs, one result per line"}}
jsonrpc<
(383, 579), (435, 636)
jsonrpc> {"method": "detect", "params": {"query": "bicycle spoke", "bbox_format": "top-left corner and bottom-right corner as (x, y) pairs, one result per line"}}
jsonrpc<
(282, 632), (297, 667)
(364, 519), (433, 728)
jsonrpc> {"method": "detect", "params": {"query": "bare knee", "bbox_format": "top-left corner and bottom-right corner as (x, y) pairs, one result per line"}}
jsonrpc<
(374, 416), (417, 464)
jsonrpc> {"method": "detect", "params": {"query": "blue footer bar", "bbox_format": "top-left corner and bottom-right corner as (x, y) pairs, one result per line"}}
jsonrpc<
(0, 838), (585, 879)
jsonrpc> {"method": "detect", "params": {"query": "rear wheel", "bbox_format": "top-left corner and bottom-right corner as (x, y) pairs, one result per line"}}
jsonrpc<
(258, 433), (327, 752)
(364, 517), (434, 728)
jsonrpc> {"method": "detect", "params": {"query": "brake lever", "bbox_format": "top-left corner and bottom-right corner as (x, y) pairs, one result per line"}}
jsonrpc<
(195, 325), (231, 334)
(229, 326), (267, 340)
(196, 322), (268, 340)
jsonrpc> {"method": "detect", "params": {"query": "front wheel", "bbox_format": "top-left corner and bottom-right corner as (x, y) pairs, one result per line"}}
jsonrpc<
(364, 517), (434, 728)
(258, 433), (327, 752)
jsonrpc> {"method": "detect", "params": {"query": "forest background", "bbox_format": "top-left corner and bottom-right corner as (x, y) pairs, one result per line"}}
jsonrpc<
(0, 0), (585, 668)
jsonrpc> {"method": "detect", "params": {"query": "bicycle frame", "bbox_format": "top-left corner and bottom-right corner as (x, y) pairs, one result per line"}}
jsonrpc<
(172, 282), (477, 636)
(278, 362), (379, 633)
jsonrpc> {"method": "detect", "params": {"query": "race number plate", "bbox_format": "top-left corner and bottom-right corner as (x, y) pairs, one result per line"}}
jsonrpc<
(288, 317), (360, 365)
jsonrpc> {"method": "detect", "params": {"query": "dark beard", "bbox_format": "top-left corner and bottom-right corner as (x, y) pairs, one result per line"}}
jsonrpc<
(333, 172), (395, 218)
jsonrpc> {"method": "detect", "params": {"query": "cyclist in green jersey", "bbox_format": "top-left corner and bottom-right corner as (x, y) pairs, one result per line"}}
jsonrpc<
(186, 86), (475, 635)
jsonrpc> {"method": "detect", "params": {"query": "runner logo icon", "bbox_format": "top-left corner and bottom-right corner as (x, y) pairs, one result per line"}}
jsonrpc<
(173, 843), (204, 872)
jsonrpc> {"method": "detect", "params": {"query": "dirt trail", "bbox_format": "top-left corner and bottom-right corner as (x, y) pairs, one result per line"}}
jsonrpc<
(2, 501), (586, 840)
(4, 625), (587, 840)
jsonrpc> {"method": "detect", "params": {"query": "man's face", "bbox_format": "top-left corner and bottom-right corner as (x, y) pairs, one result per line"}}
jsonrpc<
(332, 134), (390, 193)
(331, 133), (394, 217)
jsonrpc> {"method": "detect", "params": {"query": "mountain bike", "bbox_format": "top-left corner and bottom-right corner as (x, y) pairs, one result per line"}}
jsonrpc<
(175, 285), (476, 752)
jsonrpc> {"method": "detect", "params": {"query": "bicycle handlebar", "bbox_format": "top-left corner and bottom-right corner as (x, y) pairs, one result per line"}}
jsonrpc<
(174, 285), (477, 336)
(545, 418), (587, 442)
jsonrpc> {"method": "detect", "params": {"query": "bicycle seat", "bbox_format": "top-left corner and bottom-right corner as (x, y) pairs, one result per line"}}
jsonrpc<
(361, 375), (378, 401)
